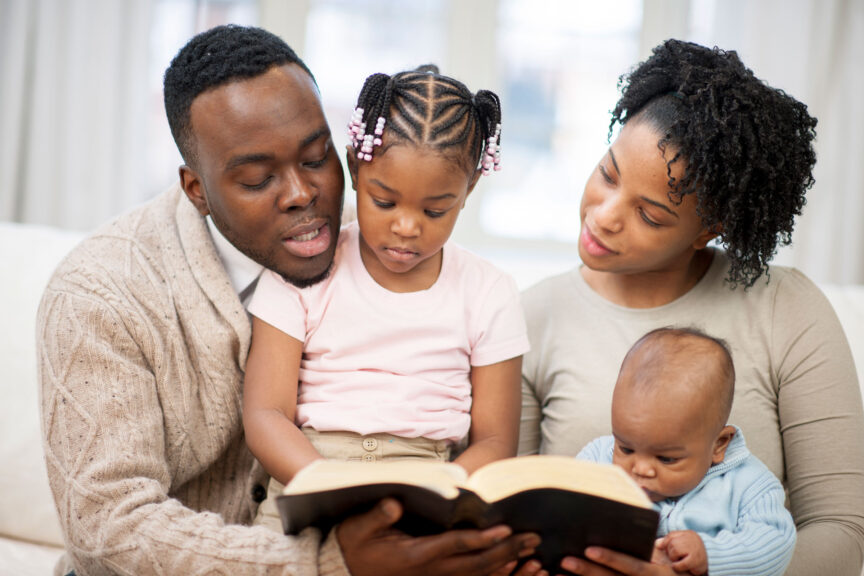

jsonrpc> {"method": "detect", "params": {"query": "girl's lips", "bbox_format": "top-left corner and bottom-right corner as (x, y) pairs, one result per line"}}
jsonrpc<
(580, 225), (616, 257)
(282, 223), (331, 258)
(384, 247), (418, 262)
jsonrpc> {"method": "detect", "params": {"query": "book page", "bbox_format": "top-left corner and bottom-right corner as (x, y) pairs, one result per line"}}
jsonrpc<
(283, 458), (469, 499)
(463, 455), (652, 508)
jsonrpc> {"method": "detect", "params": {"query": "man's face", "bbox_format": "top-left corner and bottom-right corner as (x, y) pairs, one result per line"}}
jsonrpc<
(180, 64), (344, 287)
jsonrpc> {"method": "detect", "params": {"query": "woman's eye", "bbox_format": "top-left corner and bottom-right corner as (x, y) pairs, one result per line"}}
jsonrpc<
(240, 176), (272, 191)
(639, 209), (661, 228)
(599, 165), (615, 184)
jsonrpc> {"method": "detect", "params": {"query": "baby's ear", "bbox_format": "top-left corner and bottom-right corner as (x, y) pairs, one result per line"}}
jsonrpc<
(345, 146), (359, 191)
(711, 426), (737, 464)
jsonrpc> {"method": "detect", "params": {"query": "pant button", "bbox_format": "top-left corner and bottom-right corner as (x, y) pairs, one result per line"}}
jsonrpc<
(362, 437), (378, 451)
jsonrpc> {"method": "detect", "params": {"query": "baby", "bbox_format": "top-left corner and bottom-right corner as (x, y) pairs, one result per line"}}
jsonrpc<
(578, 327), (795, 576)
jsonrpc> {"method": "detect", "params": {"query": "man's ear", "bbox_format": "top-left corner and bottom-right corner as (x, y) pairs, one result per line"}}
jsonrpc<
(711, 425), (737, 465)
(179, 165), (209, 216)
(345, 146), (359, 191)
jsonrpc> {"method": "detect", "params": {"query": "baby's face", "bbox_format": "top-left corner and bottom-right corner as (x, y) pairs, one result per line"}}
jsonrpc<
(611, 387), (722, 502)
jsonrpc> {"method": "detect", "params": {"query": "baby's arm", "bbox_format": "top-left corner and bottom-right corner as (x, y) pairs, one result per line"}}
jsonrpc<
(654, 531), (707, 575)
(242, 316), (322, 484)
(453, 356), (522, 474)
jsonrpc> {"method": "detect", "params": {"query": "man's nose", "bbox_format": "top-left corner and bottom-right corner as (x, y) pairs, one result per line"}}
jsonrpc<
(277, 172), (317, 211)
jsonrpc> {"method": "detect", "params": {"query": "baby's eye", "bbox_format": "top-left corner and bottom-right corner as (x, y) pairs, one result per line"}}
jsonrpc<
(657, 456), (679, 464)
(617, 446), (634, 455)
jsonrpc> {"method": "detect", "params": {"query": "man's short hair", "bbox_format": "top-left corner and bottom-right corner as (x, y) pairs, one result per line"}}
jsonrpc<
(163, 24), (314, 167)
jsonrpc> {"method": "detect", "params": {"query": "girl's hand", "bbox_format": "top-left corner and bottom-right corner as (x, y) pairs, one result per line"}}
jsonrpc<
(557, 547), (680, 576)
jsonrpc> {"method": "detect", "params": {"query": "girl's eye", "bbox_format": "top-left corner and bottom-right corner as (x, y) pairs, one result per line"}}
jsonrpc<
(240, 176), (272, 191)
(425, 210), (446, 218)
(372, 198), (394, 209)
(639, 209), (661, 228)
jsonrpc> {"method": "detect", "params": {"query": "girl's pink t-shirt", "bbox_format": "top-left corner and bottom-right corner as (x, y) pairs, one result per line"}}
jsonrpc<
(248, 222), (529, 442)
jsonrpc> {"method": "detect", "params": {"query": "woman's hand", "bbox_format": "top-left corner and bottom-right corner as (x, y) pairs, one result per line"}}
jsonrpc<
(557, 547), (681, 576)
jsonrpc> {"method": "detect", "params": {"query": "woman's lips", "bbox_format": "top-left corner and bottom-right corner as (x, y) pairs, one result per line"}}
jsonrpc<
(580, 225), (616, 257)
(282, 223), (331, 258)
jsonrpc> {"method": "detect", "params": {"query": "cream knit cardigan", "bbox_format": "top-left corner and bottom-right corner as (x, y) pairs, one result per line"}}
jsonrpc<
(37, 185), (349, 575)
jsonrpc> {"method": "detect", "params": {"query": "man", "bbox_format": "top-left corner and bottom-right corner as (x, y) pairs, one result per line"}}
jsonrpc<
(37, 25), (537, 575)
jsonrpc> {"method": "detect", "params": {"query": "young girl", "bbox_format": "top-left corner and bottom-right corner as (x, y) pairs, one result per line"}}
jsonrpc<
(243, 65), (529, 532)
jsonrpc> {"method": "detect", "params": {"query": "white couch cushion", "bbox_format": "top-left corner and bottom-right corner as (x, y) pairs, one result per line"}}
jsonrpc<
(0, 222), (84, 547)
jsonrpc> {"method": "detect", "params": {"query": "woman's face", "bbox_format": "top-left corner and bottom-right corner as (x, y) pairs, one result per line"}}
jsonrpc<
(579, 121), (716, 277)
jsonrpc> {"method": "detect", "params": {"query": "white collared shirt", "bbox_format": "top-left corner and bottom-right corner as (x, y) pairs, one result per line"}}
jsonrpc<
(206, 216), (263, 306)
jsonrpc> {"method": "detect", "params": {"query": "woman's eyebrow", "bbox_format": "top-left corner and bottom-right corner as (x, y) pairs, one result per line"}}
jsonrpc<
(609, 148), (621, 175)
(641, 196), (679, 218)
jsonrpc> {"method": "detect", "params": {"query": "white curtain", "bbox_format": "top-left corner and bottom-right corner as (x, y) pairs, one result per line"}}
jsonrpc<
(0, 0), (152, 231)
(691, 0), (864, 284)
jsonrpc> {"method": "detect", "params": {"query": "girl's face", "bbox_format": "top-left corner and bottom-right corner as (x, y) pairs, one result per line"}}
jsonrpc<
(348, 144), (479, 292)
(579, 121), (716, 278)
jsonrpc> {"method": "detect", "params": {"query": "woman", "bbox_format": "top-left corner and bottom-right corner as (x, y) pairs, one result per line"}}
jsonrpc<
(519, 39), (864, 576)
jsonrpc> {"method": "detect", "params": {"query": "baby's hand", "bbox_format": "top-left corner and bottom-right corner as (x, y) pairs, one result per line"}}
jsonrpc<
(654, 530), (707, 575)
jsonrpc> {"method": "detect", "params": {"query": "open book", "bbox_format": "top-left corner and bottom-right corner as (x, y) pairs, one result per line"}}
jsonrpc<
(277, 455), (659, 569)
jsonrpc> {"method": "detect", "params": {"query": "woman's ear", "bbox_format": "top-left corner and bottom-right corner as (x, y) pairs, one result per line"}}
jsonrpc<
(711, 425), (737, 465)
(693, 224), (722, 250)
(179, 165), (209, 216)
(345, 146), (359, 191)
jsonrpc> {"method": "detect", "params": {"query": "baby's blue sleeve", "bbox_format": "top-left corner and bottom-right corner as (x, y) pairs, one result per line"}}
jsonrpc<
(576, 435), (614, 464)
(702, 472), (796, 576)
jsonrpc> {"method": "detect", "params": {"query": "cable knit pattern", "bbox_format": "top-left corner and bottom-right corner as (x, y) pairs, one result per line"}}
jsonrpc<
(37, 184), (350, 575)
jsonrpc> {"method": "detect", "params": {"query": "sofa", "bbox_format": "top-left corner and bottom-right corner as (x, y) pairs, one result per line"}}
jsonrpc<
(2, 219), (864, 575)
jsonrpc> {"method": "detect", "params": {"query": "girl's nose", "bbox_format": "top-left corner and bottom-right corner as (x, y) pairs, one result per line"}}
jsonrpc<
(391, 213), (420, 237)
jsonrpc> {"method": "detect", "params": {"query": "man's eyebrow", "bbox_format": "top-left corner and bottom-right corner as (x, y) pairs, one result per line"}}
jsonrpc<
(225, 153), (273, 172)
(301, 126), (331, 148)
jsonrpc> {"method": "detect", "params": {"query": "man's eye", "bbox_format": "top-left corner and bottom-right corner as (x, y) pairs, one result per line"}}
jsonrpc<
(303, 156), (327, 168)
(240, 176), (272, 190)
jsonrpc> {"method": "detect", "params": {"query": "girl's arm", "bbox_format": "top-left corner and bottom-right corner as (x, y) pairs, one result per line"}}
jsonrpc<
(453, 356), (522, 474)
(243, 316), (322, 485)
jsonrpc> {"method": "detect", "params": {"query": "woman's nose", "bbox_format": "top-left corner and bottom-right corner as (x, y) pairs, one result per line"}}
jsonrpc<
(592, 193), (623, 234)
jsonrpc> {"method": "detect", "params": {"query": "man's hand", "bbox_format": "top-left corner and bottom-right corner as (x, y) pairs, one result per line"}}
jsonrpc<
(654, 531), (707, 575)
(337, 498), (541, 576)
(555, 546), (680, 576)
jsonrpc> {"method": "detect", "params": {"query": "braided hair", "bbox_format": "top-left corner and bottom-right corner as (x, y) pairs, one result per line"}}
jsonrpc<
(349, 65), (502, 176)
(610, 39), (817, 287)
(163, 25), (314, 168)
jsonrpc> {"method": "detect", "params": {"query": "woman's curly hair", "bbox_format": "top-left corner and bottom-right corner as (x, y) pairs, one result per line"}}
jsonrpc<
(610, 39), (817, 287)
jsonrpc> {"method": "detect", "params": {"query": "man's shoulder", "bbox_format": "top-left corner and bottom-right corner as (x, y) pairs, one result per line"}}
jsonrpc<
(48, 186), (192, 292)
